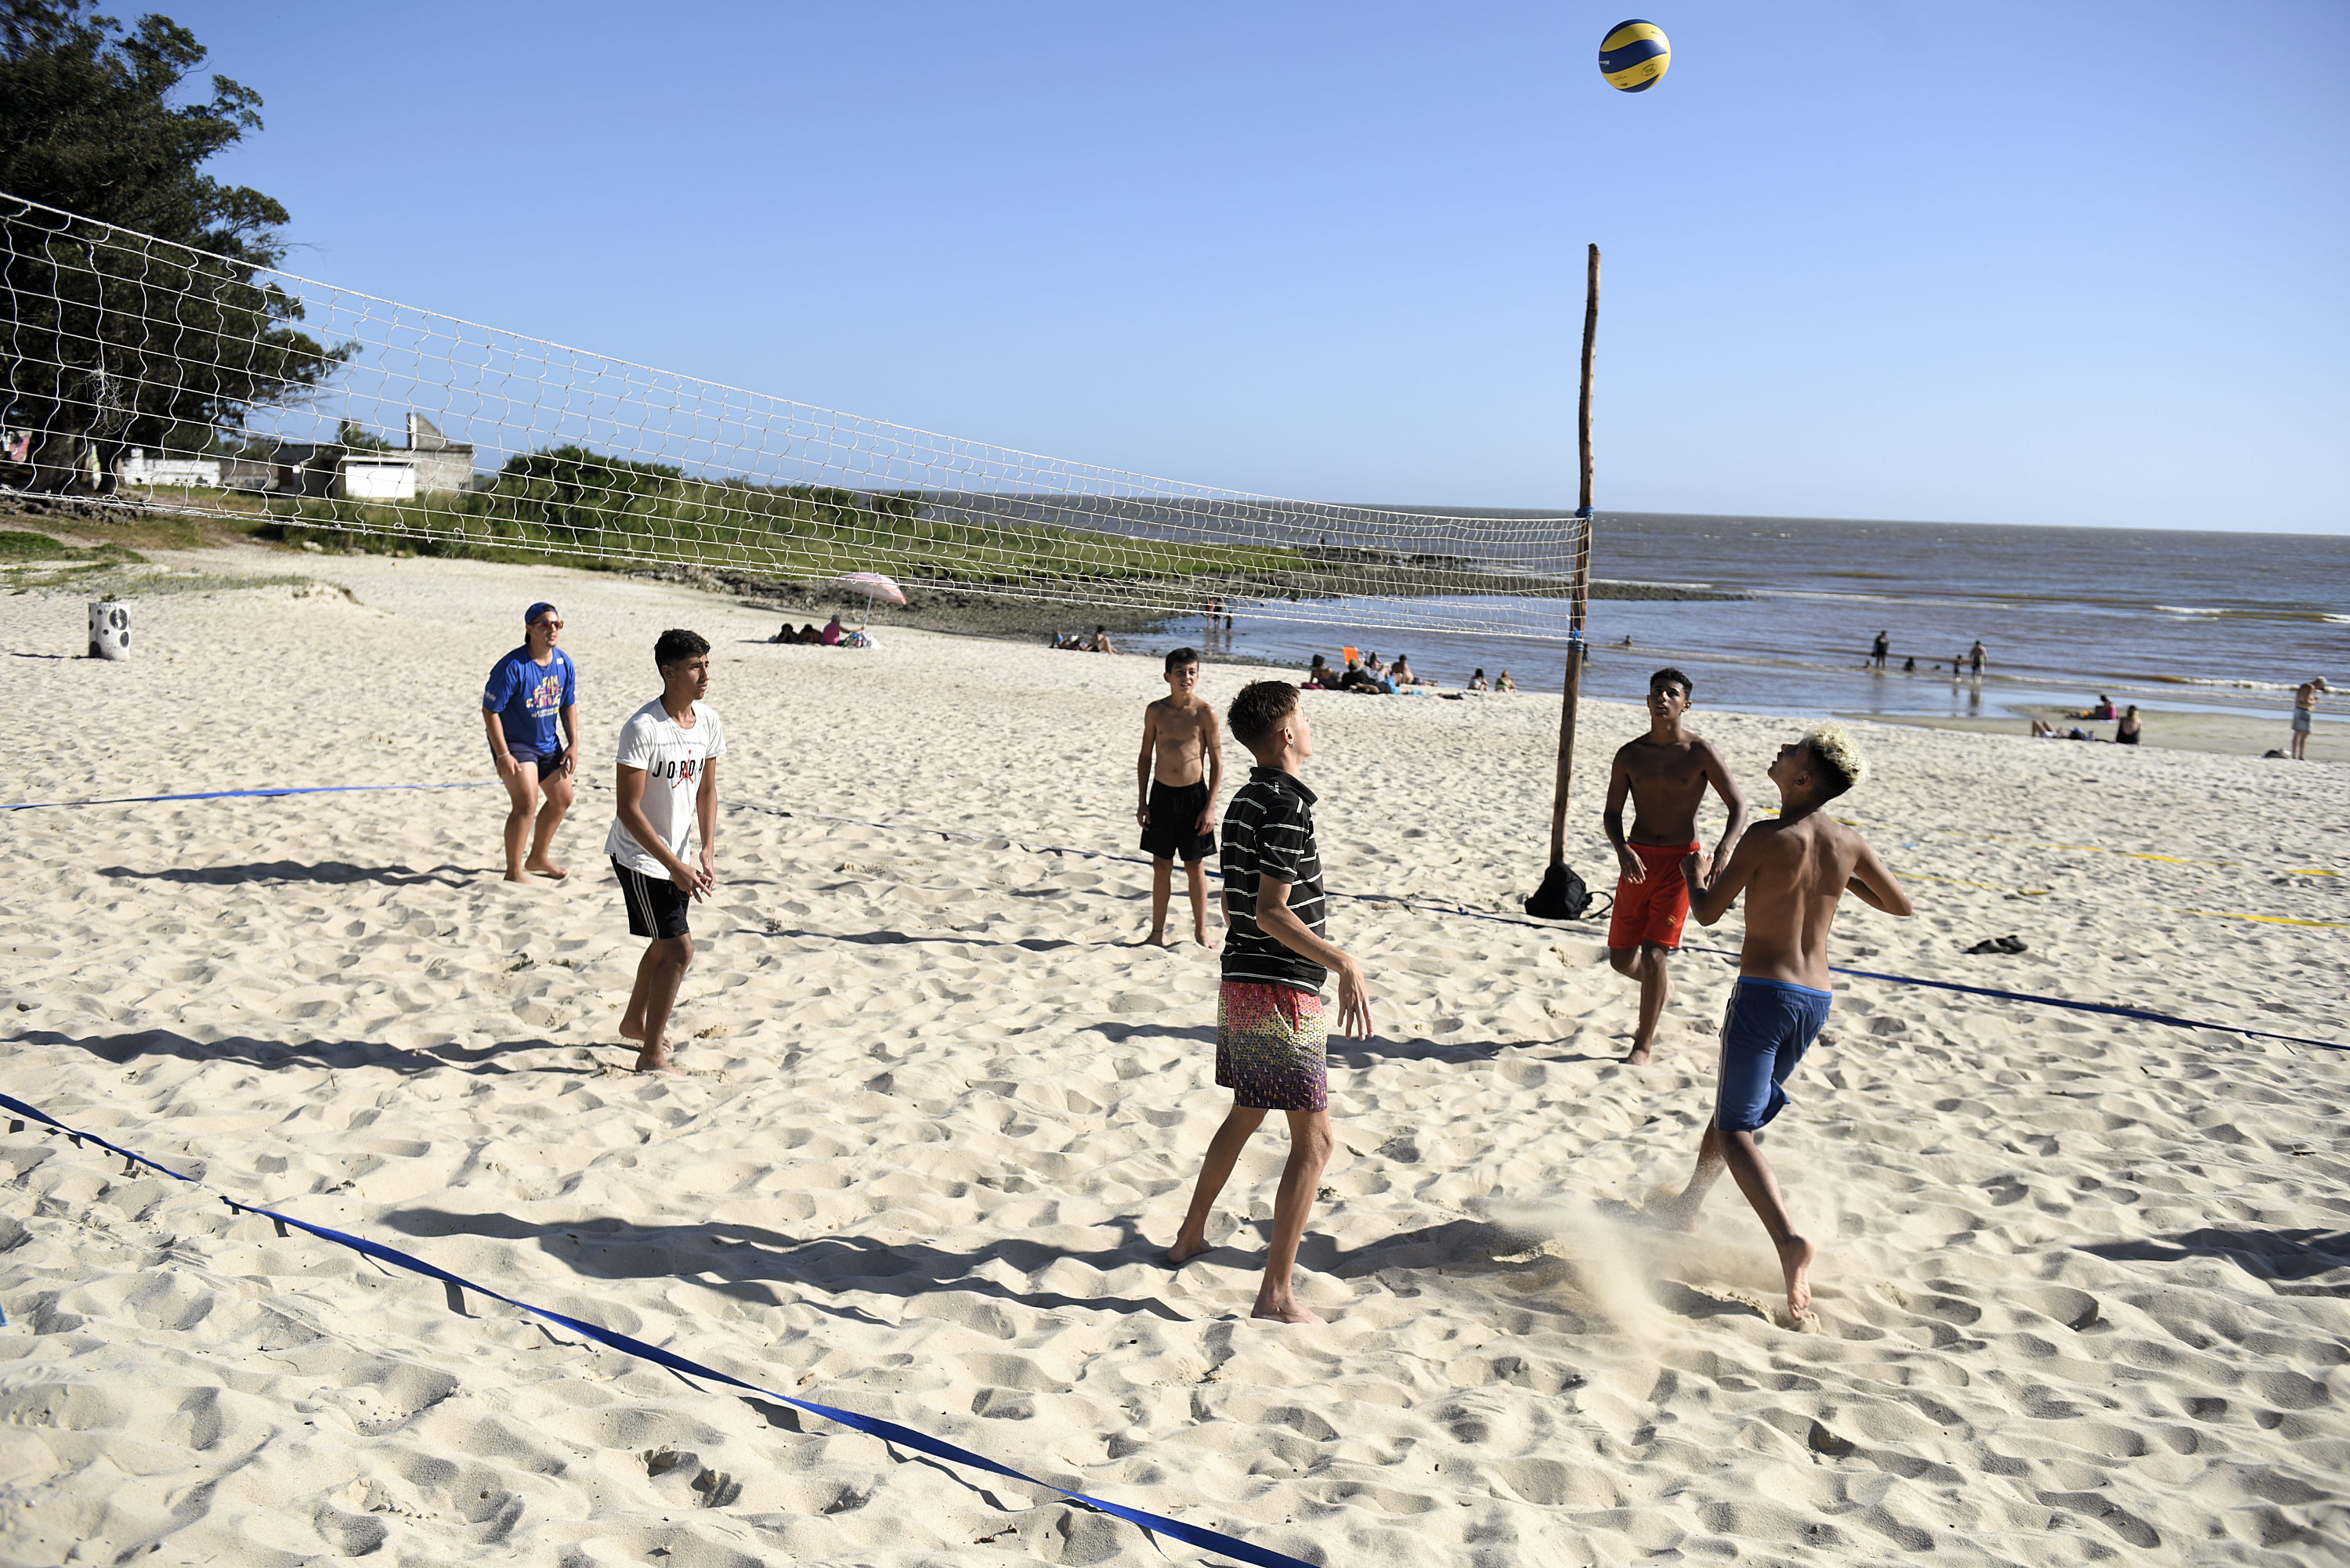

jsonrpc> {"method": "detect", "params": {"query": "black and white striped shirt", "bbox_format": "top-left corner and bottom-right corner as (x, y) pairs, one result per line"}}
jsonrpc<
(1220, 766), (1328, 994)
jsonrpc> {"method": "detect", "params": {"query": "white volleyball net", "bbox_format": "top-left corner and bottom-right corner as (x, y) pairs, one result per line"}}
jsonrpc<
(1, 190), (1584, 640)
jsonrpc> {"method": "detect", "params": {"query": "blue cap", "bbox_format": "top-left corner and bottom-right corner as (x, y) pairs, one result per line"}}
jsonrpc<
(526, 602), (559, 624)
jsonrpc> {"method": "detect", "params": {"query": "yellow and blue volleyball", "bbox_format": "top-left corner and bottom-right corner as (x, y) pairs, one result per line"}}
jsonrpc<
(1599, 18), (1670, 92)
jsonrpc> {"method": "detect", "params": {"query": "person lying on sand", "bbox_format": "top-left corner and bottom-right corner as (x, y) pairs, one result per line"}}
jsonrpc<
(1603, 668), (1749, 1065)
(606, 629), (725, 1075)
(1136, 647), (1223, 948)
(1653, 724), (1911, 1324)
(1166, 681), (1374, 1324)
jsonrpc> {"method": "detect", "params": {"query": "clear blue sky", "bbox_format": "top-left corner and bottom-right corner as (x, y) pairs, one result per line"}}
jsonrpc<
(150, 1), (2348, 531)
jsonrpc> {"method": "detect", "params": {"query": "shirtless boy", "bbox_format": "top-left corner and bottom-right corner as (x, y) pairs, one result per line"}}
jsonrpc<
(1656, 724), (1911, 1323)
(1137, 647), (1224, 947)
(1603, 668), (1750, 1064)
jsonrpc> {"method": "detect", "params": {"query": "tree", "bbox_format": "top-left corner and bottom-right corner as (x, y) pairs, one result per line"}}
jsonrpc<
(0, 2), (344, 493)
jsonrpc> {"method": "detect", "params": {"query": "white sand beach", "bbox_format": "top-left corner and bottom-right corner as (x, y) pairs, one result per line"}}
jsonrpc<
(2, 545), (2345, 1566)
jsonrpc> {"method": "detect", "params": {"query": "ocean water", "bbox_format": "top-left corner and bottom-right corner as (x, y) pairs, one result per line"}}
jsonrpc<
(1147, 514), (2350, 721)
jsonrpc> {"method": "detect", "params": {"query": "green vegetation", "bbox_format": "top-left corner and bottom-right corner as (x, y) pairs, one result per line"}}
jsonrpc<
(0, 2), (343, 494)
(0, 528), (71, 558)
(259, 446), (1310, 591)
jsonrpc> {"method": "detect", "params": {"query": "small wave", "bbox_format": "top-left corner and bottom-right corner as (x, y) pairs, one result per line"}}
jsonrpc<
(2326, 613), (2350, 625)
(1593, 576), (1718, 591)
(2153, 675), (2298, 691)
(2153, 605), (2228, 616)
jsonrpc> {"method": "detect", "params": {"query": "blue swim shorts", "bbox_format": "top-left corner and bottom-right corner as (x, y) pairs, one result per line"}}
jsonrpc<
(1714, 977), (1831, 1133)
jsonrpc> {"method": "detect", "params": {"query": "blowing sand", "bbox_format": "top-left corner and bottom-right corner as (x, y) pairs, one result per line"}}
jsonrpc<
(1, 545), (2345, 1566)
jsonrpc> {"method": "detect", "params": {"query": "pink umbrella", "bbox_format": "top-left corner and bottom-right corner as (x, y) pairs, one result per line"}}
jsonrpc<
(838, 571), (906, 606)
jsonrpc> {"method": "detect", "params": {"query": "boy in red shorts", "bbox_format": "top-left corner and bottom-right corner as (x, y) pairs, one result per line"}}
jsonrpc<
(1603, 668), (1749, 1064)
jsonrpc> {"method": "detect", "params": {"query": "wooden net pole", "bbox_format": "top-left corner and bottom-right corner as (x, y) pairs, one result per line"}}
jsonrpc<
(1547, 243), (1599, 865)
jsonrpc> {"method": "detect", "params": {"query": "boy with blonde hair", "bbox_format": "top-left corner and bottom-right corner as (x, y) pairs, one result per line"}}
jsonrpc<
(1659, 724), (1911, 1324)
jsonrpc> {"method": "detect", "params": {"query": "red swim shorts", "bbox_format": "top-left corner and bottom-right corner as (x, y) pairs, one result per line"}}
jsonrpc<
(1607, 841), (1698, 951)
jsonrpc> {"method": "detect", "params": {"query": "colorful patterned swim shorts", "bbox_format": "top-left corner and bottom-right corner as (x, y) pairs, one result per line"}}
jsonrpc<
(1216, 981), (1329, 1112)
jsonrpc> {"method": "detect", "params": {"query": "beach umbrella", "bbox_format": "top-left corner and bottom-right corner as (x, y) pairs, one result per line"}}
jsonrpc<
(838, 571), (906, 605)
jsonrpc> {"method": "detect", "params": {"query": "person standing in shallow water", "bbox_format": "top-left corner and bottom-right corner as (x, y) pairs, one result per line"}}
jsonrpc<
(1654, 724), (1912, 1325)
(1603, 668), (1750, 1065)
(482, 601), (579, 883)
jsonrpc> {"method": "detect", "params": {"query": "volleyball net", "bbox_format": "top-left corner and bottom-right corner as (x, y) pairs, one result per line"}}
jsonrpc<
(1, 191), (1583, 641)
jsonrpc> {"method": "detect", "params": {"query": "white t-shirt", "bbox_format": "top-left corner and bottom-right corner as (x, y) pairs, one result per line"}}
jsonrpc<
(605, 699), (727, 876)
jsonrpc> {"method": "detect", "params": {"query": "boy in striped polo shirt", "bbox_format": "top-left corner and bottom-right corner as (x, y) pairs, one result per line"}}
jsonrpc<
(1166, 681), (1375, 1324)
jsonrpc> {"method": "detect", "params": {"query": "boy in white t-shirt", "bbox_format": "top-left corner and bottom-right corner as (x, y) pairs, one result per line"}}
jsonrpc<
(606, 628), (726, 1073)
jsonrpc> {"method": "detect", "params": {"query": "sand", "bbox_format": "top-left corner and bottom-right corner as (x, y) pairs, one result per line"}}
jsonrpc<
(1, 543), (2345, 1567)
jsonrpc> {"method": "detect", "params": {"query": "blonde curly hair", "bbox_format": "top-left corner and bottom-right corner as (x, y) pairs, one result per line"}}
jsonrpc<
(1802, 723), (1867, 799)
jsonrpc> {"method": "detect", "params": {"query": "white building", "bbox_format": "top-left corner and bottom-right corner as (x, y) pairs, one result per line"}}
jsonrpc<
(121, 450), (223, 486)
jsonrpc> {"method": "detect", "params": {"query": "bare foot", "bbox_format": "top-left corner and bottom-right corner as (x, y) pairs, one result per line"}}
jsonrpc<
(1777, 1234), (1818, 1322)
(523, 859), (569, 880)
(1165, 1235), (1213, 1266)
(1194, 930), (1218, 951)
(619, 1017), (646, 1042)
(632, 1046), (683, 1076)
(1620, 1043), (1653, 1065)
(503, 869), (535, 884)
(1143, 930), (1171, 948)
(1250, 1297), (1328, 1324)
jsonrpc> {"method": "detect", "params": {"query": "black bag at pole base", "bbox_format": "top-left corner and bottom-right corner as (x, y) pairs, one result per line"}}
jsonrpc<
(1524, 862), (1592, 920)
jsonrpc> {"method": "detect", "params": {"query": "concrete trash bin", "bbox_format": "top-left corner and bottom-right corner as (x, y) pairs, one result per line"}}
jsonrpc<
(89, 600), (131, 659)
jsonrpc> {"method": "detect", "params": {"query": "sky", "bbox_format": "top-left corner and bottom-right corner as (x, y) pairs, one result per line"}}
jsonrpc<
(129, 1), (2350, 532)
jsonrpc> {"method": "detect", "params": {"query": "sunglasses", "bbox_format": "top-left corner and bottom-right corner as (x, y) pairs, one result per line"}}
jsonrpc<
(532, 617), (566, 629)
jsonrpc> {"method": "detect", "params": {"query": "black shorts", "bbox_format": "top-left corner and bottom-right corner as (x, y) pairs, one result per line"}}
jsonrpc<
(510, 746), (569, 781)
(1141, 780), (1215, 863)
(613, 858), (691, 939)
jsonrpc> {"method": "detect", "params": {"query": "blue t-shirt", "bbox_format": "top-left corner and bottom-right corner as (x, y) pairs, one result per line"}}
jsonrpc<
(483, 646), (577, 756)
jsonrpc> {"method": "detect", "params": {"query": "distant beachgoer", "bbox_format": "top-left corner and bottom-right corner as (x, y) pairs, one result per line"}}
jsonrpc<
(608, 629), (725, 1075)
(1901, 656), (1916, 673)
(1604, 668), (1751, 1065)
(1870, 630), (1889, 670)
(2116, 705), (2142, 746)
(1303, 653), (1333, 688)
(1495, 670), (1518, 692)
(2030, 717), (2059, 738)
(483, 601), (580, 883)
(1090, 625), (1117, 654)
(820, 615), (844, 647)
(2080, 694), (2115, 721)
(1620, 634), (1635, 649)
(1969, 640), (1987, 677)
(1469, 668), (1490, 692)
(1137, 647), (1224, 949)
(1653, 725), (1912, 1324)
(2290, 677), (2330, 760)
(1391, 653), (1435, 688)
(1341, 663), (1384, 695)
(1166, 681), (1374, 1324)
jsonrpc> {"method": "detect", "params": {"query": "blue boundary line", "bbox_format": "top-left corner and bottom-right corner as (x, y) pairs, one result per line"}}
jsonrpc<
(772, 807), (2345, 1053)
(0, 1089), (1316, 1568)
(5, 786), (2333, 1053)
(2, 782), (496, 811)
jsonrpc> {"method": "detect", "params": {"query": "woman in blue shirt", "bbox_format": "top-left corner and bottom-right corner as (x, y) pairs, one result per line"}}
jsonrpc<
(482, 601), (580, 881)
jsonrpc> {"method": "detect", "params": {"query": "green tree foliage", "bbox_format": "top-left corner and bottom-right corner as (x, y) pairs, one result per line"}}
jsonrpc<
(0, 1), (344, 492)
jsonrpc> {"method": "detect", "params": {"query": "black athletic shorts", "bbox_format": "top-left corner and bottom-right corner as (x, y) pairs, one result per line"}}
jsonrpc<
(613, 858), (691, 939)
(1141, 779), (1216, 863)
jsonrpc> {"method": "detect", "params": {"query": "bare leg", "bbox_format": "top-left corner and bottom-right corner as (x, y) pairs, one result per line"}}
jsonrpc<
(1253, 1108), (1335, 1324)
(1167, 1104), (1267, 1264)
(619, 934), (693, 1073)
(524, 768), (575, 878)
(1717, 1126), (1816, 1321)
(1657, 1122), (1730, 1230)
(1609, 945), (1672, 1064)
(500, 769), (542, 883)
(1185, 858), (1215, 948)
(1146, 858), (1173, 946)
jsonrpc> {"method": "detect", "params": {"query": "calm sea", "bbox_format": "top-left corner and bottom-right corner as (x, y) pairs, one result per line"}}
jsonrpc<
(1148, 513), (2350, 722)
